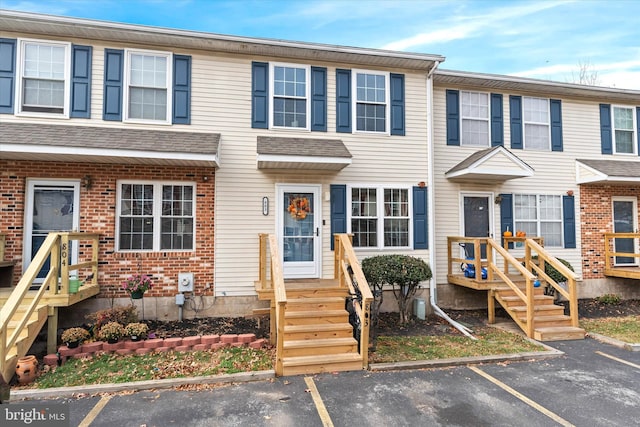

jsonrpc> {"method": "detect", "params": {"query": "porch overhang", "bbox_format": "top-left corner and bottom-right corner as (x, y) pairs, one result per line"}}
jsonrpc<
(257, 136), (352, 171)
(0, 123), (220, 168)
(576, 159), (640, 184)
(445, 145), (534, 182)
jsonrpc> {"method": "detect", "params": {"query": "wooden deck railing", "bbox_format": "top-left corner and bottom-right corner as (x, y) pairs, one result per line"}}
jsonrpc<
(334, 234), (373, 369)
(0, 232), (100, 381)
(604, 232), (640, 274)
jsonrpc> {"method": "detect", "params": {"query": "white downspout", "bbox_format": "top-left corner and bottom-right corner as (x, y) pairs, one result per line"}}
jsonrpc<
(426, 62), (476, 339)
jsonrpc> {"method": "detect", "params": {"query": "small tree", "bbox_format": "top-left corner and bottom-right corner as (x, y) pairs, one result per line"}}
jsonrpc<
(362, 255), (432, 325)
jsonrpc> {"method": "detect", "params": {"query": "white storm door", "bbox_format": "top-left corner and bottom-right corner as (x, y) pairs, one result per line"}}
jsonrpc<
(278, 185), (322, 278)
(612, 197), (638, 266)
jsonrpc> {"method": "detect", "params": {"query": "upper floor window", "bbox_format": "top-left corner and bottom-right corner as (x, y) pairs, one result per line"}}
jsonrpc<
(523, 97), (550, 150)
(461, 91), (490, 146)
(613, 106), (636, 154)
(124, 49), (172, 123)
(117, 182), (194, 251)
(350, 186), (410, 248)
(514, 194), (562, 247)
(353, 70), (389, 133)
(17, 39), (70, 116)
(270, 63), (309, 129)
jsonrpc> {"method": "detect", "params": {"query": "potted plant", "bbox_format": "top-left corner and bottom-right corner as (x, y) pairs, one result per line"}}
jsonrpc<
(122, 274), (153, 299)
(124, 322), (149, 341)
(98, 321), (125, 344)
(61, 327), (90, 348)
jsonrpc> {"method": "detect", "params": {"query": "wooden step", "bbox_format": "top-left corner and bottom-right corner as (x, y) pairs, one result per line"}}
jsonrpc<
(285, 287), (349, 298)
(517, 314), (573, 328)
(286, 297), (345, 311)
(285, 309), (349, 326)
(284, 323), (353, 340)
(497, 295), (555, 307)
(494, 286), (546, 297)
(283, 337), (358, 357)
(509, 304), (565, 317)
(281, 352), (363, 376)
(534, 326), (585, 341)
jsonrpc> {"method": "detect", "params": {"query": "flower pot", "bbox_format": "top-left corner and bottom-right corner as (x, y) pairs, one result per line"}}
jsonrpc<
(131, 336), (140, 342)
(69, 279), (81, 294)
(66, 341), (80, 349)
(130, 290), (144, 299)
(107, 338), (119, 344)
(15, 355), (38, 385)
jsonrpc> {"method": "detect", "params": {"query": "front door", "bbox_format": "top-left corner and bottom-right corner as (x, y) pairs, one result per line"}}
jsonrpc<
(24, 180), (80, 282)
(462, 193), (492, 259)
(278, 185), (321, 278)
(612, 197), (638, 265)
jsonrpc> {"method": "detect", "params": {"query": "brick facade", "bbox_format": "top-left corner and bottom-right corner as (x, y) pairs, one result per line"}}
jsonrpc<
(579, 184), (639, 279)
(0, 160), (215, 298)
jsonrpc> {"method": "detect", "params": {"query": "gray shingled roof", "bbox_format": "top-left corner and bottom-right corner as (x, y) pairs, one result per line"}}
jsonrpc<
(0, 122), (219, 155)
(577, 159), (640, 178)
(445, 146), (499, 174)
(257, 136), (352, 158)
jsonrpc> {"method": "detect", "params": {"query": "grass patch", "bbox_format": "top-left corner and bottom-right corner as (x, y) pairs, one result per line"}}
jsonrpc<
(33, 347), (275, 389)
(369, 327), (543, 363)
(580, 316), (640, 343)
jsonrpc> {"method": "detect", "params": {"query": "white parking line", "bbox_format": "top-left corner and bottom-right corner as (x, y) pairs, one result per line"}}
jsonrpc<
(304, 377), (334, 427)
(468, 366), (575, 427)
(595, 351), (640, 370)
(78, 395), (112, 427)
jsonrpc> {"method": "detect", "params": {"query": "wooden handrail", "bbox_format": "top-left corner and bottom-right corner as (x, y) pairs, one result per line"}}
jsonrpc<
(0, 234), (5, 261)
(604, 233), (640, 271)
(260, 234), (286, 375)
(334, 234), (373, 369)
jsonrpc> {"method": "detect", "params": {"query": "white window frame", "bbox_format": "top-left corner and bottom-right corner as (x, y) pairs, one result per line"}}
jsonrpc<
(612, 105), (637, 155)
(269, 62), (311, 130)
(15, 38), (71, 118)
(116, 181), (196, 252)
(347, 185), (412, 250)
(352, 69), (390, 135)
(123, 48), (173, 124)
(460, 90), (490, 147)
(523, 96), (551, 151)
(514, 194), (563, 247)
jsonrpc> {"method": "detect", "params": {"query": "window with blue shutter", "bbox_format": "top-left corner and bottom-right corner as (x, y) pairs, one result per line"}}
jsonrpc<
(390, 73), (405, 136)
(500, 194), (514, 248)
(563, 195), (576, 249)
(330, 184), (347, 250)
(509, 96), (523, 149)
(446, 89), (460, 146)
(636, 107), (640, 156)
(173, 54), (191, 124)
(491, 93), (503, 147)
(413, 186), (428, 249)
(0, 38), (16, 114)
(103, 48), (123, 121)
(599, 104), (612, 154)
(251, 62), (268, 129)
(311, 66), (327, 131)
(70, 45), (92, 118)
(550, 99), (563, 151)
(336, 69), (351, 133)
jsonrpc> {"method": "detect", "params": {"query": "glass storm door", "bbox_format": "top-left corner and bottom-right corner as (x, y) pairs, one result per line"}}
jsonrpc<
(278, 185), (321, 278)
(24, 180), (80, 282)
(462, 194), (492, 259)
(612, 197), (638, 265)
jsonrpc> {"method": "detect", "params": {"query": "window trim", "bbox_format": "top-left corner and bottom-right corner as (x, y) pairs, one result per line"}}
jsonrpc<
(351, 69), (390, 135)
(15, 38), (72, 118)
(115, 180), (196, 252)
(611, 105), (638, 156)
(268, 62), (311, 131)
(347, 184), (412, 250)
(522, 96), (551, 151)
(460, 90), (491, 147)
(513, 193), (563, 247)
(122, 48), (173, 125)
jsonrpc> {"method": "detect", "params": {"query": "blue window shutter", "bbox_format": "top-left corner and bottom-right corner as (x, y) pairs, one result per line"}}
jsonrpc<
(0, 38), (17, 114)
(636, 107), (640, 156)
(550, 99), (563, 152)
(251, 61), (268, 129)
(70, 45), (92, 118)
(599, 104), (612, 154)
(446, 89), (460, 146)
(310, 66), (327, 132)
(413, 186), (428, 249)
(330, 184), (347, 250)
(510, 96), (522, 149)
(390, 73), (405, 136)
(500, 194), (514, 248)
(172, 54), (191, 124)
(490, 93), (503, 147)
(103, 49), (123, 121)
(336, 69), (351, 133)
(563, 195), (576, 249)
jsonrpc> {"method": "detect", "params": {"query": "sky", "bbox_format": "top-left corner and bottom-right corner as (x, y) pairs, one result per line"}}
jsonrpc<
(3, 0), (640, 89)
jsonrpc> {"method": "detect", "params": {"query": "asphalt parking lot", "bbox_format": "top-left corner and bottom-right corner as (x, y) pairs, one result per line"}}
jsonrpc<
(7, 338), (640, 426)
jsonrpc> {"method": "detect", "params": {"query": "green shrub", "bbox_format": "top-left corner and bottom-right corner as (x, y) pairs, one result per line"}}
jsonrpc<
(530, 256), (574, 283)
(596, 293), (621, 305)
